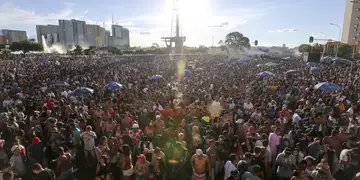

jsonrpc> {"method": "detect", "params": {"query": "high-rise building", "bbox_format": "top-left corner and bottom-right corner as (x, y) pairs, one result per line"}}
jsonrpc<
(123, 28), (130, 46)
(86, 24), (105, 47)
(0, 29), (27, 44)
(72, 19), (87, 46)
(112, 25), (123, 38)
(36, 25), (60, 46)
(59, 20), (75, 49)
(104, 30), (111, 47)
(342, 0), (360, 44)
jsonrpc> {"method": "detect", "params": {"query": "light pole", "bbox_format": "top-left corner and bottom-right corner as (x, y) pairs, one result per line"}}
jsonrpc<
(329, 23), (341, 57)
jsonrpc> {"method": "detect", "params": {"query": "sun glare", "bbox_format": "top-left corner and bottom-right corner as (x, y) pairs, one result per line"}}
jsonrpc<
(164, 0), (212, 32)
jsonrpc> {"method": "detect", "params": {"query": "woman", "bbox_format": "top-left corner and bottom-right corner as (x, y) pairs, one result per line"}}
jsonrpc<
(135, 154), (150, 180)
(120, 144), (133, 180)
(115, 125), (123, 140)
(192, 126), (202, 149)
(95, 136), (109, 162)
(144, 121), (155, 141)
(153, 157), (166, 180)
(177, 132), (186, 148)
(108, 137), (121, 180)
(96, 155), (111, 180)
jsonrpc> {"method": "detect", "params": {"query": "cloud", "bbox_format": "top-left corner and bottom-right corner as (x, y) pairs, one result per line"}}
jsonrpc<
(139, 32), (151, 35)
(268, 29), (297, 33)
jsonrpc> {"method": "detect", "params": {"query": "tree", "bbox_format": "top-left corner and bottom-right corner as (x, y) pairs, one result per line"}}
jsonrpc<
(338, 44), (353, 59)
(83, 46), (96, 55)
(298, 44), (312, 53)
(224, 32), (250, 50)
(74, 45), (83, 56)
(312, 43), (324, 53)
(9, 40), (43, 54)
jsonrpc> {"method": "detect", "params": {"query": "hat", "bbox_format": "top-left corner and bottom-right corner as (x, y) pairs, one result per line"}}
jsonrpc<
(32, 137), (41, 145)
(137, 154), (146, 159)
(132, 123), (139, 129)
(11, 145), (20, 152)
(196, 149), (203, 155)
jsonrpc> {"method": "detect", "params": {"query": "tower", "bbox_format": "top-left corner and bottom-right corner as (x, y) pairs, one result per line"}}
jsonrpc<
(161, 0), (186, 54)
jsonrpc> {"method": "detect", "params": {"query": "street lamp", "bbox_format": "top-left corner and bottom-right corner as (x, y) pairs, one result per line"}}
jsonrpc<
(329, 23), (341, 57)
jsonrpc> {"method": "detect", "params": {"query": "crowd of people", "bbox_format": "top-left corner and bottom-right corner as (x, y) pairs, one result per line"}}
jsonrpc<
(0, 52), (360, 180)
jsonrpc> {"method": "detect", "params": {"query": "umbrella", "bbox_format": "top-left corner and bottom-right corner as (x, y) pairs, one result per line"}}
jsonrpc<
(285, 70), (298, 74)
(310, 67), (321, 71)
(257, 71), (274, 78)
(104, 82), (123, 89)
(314, 82), (342, 92)
(150, 75), (163, 80)
(184, 70), (192, 77)
(54, 81), (69, 87)
(69, 87), (94, 97)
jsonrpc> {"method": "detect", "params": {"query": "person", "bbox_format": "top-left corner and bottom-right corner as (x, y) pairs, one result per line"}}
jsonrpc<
(206, 140), (217, 180)
(95, 155), (110, 180)
(241, 165), (262, 180)
(56, 147), (73, 180)
(276, 147), (296, 180)
(80, 125), (97, 161)
(135, 154), (150, 180)
(9, 146), (25, 178)
(338, 147), (360, 179)
(2, 171), (14, 180)
(0, 163), (11, 180)
(224, 154), (238, 180)
(227, 169), (239, 180)
(120, 145), (133, 180)
(32, 163), (56, 180)
(191, 149), (210, 180)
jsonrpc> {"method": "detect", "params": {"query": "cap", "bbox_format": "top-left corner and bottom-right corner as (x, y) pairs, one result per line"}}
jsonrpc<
(137, 154), (146, 159)
(132, 123), (139, 129)
(196, 149), (203, 155)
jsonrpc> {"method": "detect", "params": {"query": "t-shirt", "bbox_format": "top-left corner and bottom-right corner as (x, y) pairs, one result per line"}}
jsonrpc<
(81, 131), (97, 150)
(339, 149), (351, 171)
(72, 128), (81, 146)
(35, 169), (55, 180)
(268, 133), (279, 156)
(224, 161), (237, 180)
(241, 171), (261, 180)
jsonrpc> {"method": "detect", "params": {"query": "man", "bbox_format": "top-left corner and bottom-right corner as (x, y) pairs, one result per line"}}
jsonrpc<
(191, 149), (210, 180)
(224, 154), (238, 180)
(56, 147), (73, 180)
(268, 127), (280, 169)
(250, 147), (264, 179)
(276, 148), (296, 180)
(80, 125), (97, 161)
(32, 163), (55, 180)
(206, 140), (217, 180)
(241, 165), (262, 180)
(339, 147), (360, 179)
(0, 163), (11, 180)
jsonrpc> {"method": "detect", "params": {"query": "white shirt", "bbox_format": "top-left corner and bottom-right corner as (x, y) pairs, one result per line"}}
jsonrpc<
(224, 160), (237, 180)
(339, 149), (351, 170)
(292, 113), (302, 127)
(81, 131), (97, 150)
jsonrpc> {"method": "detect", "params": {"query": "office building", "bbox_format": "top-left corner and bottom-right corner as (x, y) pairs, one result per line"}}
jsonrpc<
(36, 25), (60, 46)
(0, 29), (27, 44)
(112, 25), (123, 38)
(72, 19), (87, 46)
(104, 30), (110, 47)
(342, 0), (360, 44)
(0, 35), (10, 45)
(59, 19), (75, 49)
(108, 36), (129, 48)
(86, 24), (105, 47)
(123, 28), (130, 46)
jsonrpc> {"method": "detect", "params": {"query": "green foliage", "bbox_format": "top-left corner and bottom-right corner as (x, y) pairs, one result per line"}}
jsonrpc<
(298, 44), (312, 53)
(338, 44), (353, 59)
(74, 45), (83, 55)
(224, 32), (251, 50)
(9, 40), (43, 54)
(108, 47), (123, 55)
(83, 46), (96, 55)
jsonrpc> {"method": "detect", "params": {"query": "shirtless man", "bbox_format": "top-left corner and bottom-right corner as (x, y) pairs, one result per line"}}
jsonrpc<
(56, 147), (73, 180)
(191, 149), (211, 180)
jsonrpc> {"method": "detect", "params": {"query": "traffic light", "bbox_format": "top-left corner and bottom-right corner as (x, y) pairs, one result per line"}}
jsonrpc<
(255, 40), (258, 46)
(309, 36), (314, 43)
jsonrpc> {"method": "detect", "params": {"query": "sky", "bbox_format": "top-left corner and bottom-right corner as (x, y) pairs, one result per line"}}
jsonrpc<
(0, 0), (346, 47)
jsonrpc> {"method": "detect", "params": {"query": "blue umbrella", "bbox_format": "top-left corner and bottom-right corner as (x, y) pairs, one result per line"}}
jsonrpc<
(150, 75), (163, 80)
(104, 82), (123, 89)
(257, 71), (274, 78)
(42, 60), (49, 65)
(285, 70), (298, 74)
(69, 87), (94, 97)
(311, 67), (321, 71)
(314, 82), (342, 91)
(184, 70), (192, 77)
